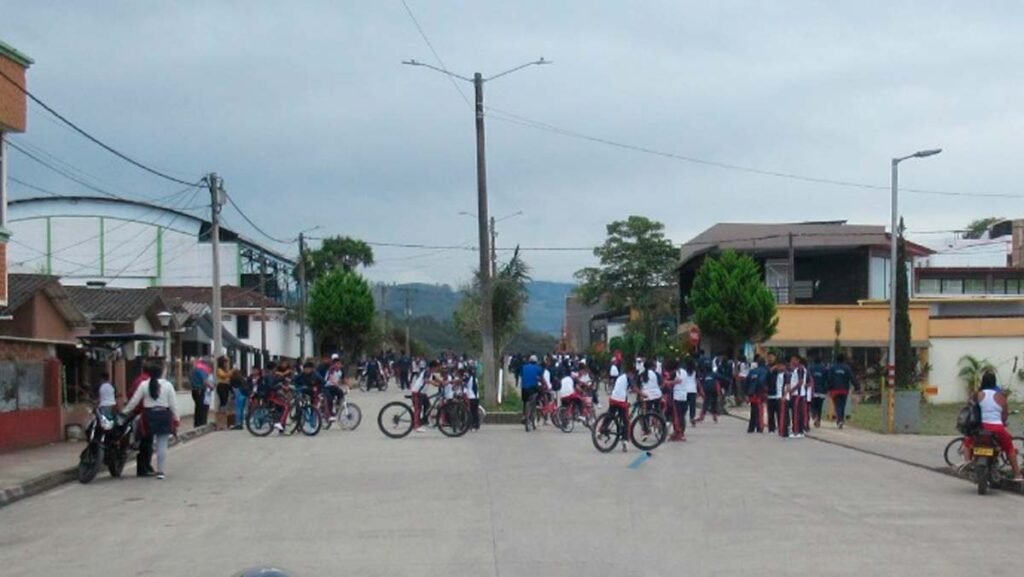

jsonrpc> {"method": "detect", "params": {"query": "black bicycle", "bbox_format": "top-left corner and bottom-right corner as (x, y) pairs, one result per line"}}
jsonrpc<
(591, 404), (667, 453)
(378, 393), (470, 439)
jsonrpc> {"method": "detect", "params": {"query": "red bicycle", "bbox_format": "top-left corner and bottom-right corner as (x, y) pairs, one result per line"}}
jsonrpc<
(557, 392), (597, 433)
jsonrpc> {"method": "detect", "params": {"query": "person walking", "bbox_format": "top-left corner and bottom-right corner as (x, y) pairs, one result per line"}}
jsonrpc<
(767, 358), (787, 435)
(464, 366), (480, 431)
(215, 356), (232, 411)
(230, 368), (249, 430)
(190, 358), (212, 427)
(520, 355), (542, 431)
(808, 356), (829, 428)
(129, 365), (154, 477)
(827, 354), (857, 428)
(698, 365), (719, 423)
(666, 360), (688, 442)
(787, 356), (808, 438)
(123, 365), (179, 480)
(746, 356), (768, 433)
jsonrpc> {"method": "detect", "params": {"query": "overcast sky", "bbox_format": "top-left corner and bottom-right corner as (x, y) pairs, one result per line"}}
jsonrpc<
(4, 1), (1023, 285)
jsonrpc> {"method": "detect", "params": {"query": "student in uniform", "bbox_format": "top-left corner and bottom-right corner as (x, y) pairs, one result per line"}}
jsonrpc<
(787, 356), (808, 438)
(639, 360), (663, 415)
(463, 367), (480, 431)
(746, 357), (768, 433)
(808, 357), (829, 428)
(767, 358), (787, 435)
(681, 358), (699, 426)
(698, 366), (719, 423)
(666, 360), (688, 442)
(827, 354), (857, 428)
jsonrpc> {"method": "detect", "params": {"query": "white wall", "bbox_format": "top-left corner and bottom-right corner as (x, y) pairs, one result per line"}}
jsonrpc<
(227, 309), (312, 359)
(868, 256), (888, 300)
(928, 336), (1023, 403)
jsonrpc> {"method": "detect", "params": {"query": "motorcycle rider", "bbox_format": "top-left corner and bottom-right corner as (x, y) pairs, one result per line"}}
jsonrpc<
(973, 372), (1023, 482)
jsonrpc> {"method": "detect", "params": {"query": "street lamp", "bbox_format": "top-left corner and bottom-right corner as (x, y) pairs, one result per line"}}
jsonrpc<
(156, 310), (173, 362)
(888, 148), (941, 430)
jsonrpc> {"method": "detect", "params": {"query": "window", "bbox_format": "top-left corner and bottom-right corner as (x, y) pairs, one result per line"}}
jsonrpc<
(918, 278), (940, 294)
(1007, 279), (1021, 295)
(964, 278), (987, 295)
(236, 314), (250, 339)
(940, 279), (963, 294)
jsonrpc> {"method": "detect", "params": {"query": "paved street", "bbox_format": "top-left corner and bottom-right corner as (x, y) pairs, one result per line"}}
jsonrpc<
(0, 390), (1020, 577)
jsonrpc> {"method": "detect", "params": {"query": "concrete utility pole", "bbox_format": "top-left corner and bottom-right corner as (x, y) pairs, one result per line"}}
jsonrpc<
(490, 216), (497, 278)
(403, 56), (549, 399)
(259, 252), (268, 368)
(208, 173), (225, 363)
(298, 232), (307, 360)
(404, 287), (411, 357)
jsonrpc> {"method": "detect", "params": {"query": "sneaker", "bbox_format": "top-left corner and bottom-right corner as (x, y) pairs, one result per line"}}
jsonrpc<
(156, 472), (165, 480)
(329, 416), (337, 423)
(273, 423), (284, 432)
(414, 426), (427, 433)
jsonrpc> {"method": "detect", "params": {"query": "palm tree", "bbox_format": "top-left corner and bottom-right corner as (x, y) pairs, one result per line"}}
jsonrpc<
(958, 355), (994, 394)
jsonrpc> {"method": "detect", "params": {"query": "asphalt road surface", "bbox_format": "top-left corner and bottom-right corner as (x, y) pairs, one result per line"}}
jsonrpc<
(1, 389), (1020, 577)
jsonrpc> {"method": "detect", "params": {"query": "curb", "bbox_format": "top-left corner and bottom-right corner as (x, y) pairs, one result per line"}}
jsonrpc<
(0, 424), (216, 510)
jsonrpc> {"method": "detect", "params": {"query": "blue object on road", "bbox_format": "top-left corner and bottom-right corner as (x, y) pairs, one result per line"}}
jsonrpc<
(628, 451), (653, 469)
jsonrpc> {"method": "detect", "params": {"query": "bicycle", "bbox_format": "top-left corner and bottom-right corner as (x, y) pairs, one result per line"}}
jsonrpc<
(944, 434), (1024, 468)
(557, 394), (597, 433)
(320, 387), (362, 431)
(246, 386), (320, 436)
(591, 404), (668, 453)
(534, 389), (561, 429)
(377, 393), (470, 439)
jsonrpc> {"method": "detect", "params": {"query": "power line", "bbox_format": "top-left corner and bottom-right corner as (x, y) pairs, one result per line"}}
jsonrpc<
(484, 107), (1024, 200)
(0, 66), (202, 187)
(223, 192), (294, 245)
(8, 139), (128, 200)
(399, 0), (471, 108)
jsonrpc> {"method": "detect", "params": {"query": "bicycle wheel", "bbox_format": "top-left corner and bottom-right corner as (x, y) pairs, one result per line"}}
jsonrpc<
(246, 406), (274, 437)
(943, 436), (966, 467)
(591, 412), (621, 453)
(557, 405), (575, 433)
(339, 402), (363, 431)
(438, 402), (470, 438)
(377, 401), (414, 439)
(630, 412), (668, 451)
(300, 405), (322, 436)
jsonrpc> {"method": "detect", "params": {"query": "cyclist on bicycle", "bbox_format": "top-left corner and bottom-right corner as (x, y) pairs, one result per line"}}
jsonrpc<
(323, 357), (347, 423)
(411, 360), (440, 432)
(256, 362), (290, 433)
(639, 359), (663, 413)
(293, 361), (325, 406)
(606, 362), (636, 431)
(520, 355), (543, 430)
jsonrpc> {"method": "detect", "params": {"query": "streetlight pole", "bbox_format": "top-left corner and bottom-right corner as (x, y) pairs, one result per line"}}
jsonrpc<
(888, 148), (941, 432)
(404, 57), (548, 399)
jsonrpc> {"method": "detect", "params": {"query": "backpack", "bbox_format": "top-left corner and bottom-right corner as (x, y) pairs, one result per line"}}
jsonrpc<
(956, 401), (982, 435)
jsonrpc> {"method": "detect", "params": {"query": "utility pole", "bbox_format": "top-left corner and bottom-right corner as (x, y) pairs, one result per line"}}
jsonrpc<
(403, 56), (550, 399)
(298, 232), (307, 360)
(404, 287), (411, 357)
(787, 232), (795, 305)
(259, 252), (268, 368)
(208, 173), (225, 365)
(490, 216), (497, 278)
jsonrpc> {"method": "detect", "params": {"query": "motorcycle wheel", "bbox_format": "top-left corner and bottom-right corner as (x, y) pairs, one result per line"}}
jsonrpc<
(976, 459), (989, 495)
(78, 445), (100, 484)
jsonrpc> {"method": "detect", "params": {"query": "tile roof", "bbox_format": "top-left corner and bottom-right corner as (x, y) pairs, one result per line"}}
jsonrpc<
(157, 286), (281, 310)
(64, 286), (164, 323)
(0, 274), (57, 316)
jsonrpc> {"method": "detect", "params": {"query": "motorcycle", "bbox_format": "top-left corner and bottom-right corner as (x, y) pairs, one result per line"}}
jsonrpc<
(971, 430), (1013, 495)
(78, 408), (134, 484)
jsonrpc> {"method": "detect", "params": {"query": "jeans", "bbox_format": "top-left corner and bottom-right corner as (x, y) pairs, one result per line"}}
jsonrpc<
(747, 394), (763, 433)
(234, 388), (249, 426)
(136, 431), (153, 475)
(700, 387), (718, 420)
(811, 396), (825, 423)
(191, 389), (208, 426)
(833, 393), (849, 423)
(155, 434), (170, 474)
(766, 398), (780, 432)
(686, 393), (697, 422)
(469, 398), (480, 430)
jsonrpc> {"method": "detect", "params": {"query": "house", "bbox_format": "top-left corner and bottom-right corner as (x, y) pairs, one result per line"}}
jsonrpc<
(677, 221), (1024, 403)
(0, 40), (33, 306)
(0, 274), (89, 452)
(157, 285), (310, 363)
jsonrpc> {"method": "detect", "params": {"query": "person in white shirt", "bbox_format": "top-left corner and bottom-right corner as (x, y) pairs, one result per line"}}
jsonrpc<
(663, 360), (686, 441)
(605, 365), (635, 433)
(410, 361), (438, 432)
(639, 360), (662, 414)
(680, 359), (699, 426)
(97, 373), (117, 419)
(122, 365), (178, 480)
(608, 362), (620, 395)
(461, 367), (481, 431)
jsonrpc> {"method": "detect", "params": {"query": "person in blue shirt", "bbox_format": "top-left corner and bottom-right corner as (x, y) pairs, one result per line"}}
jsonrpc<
(519, 355), (543, 431)
(746, 356), (769, 433)
(808, 357), (829, 428)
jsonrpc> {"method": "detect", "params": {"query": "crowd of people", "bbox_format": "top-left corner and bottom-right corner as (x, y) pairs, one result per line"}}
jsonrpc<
(509, 350), (862, 442)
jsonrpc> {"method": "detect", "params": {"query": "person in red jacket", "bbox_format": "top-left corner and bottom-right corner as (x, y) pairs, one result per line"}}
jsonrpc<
(129, 365), (155, 477)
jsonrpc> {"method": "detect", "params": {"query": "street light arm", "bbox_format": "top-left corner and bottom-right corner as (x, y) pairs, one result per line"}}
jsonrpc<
(485, 58), (552, 82)
(402, 59), (475, 83)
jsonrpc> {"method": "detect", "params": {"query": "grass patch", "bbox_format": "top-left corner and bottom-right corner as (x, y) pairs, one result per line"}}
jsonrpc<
(848, 400), (1024, 436)
(484, 387), (523, 413)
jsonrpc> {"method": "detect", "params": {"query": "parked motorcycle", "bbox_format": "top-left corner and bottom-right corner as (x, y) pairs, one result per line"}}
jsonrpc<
(77, 408), (134, 484)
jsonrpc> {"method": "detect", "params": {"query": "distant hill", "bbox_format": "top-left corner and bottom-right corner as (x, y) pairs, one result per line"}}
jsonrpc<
(372, 280), (575, 336)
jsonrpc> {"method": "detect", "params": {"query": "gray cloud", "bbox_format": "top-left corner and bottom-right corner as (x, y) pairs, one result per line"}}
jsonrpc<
(4, 1), (1023, 284)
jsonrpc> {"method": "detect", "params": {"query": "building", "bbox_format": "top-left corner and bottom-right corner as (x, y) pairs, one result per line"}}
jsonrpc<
(0, 40), (33, 306)
(0, 274), (89, 451)
(677, 221), (1024, 404)
(6, 195), (310, 358)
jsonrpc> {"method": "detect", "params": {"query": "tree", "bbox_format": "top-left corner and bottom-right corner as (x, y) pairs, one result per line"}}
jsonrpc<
(453, 248), (531, 360)
(574, 216), (678, 352)
(963, 217), (1004, 240)
(307, 269), (375, 358)
(958, 354), (994, 395)
(894, 229), (915, 389)
(303, 236), (374, 283)
(688, 250), (778, 354)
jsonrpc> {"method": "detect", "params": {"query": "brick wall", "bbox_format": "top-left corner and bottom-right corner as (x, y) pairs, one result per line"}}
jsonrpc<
(0, 338), (51, 362)
(0, 56), (27, 133)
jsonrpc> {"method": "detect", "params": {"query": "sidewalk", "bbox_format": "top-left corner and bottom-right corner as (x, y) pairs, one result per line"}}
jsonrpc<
(805, 421), (953, 471)
(0, 416), (214, 508)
